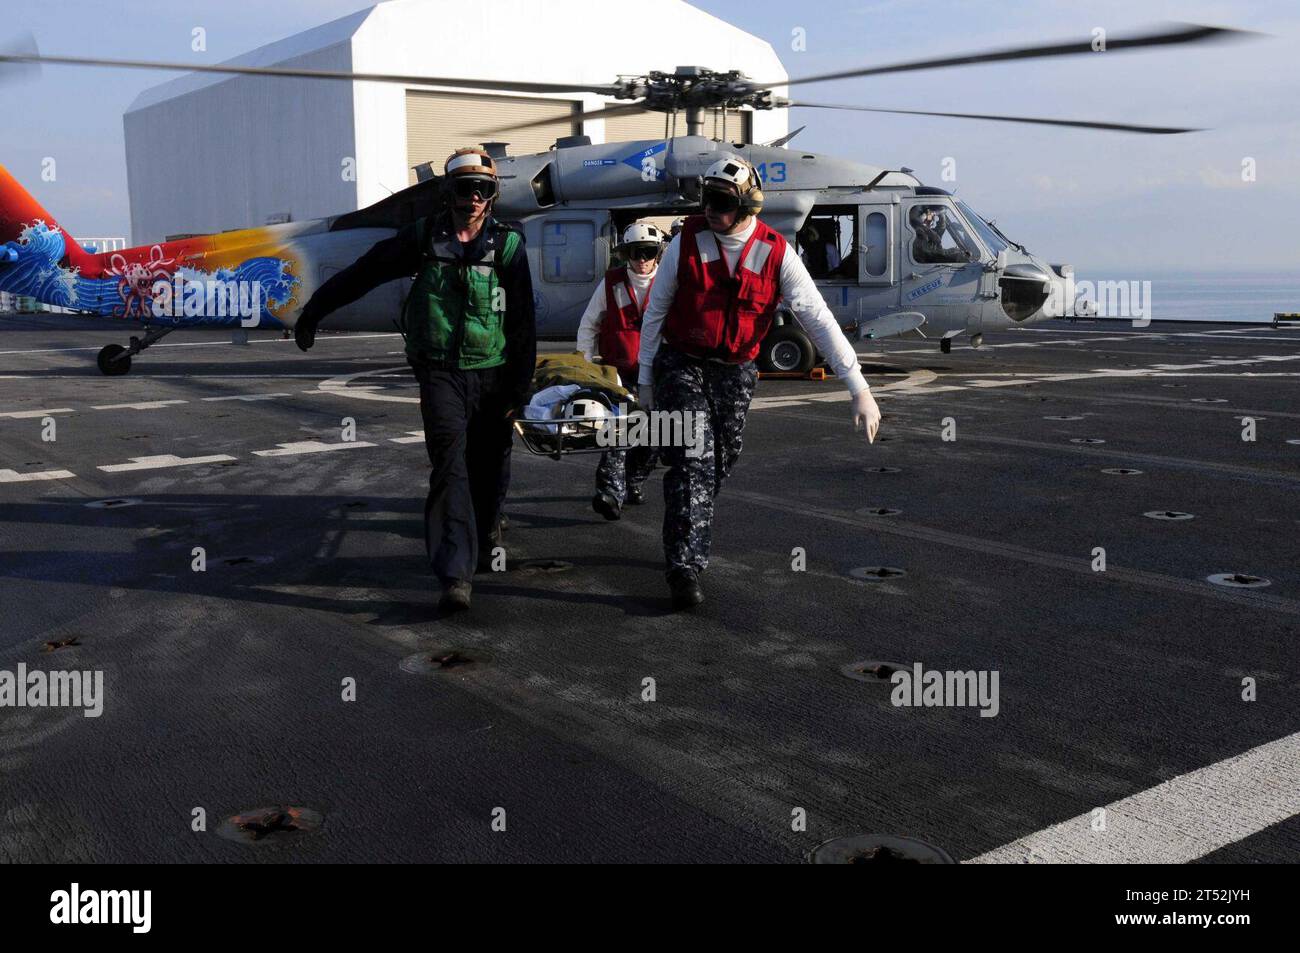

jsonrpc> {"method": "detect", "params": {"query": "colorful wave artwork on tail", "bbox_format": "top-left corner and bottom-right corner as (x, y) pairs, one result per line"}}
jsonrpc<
(0, 164), (304, 328)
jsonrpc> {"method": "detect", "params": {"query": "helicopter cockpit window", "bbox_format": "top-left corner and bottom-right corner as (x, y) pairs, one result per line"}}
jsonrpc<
(956, 200), (1009, 255)
(797, 208), (857, 280)
(541, 220), (596, 283)
(909, 204), (978, 265)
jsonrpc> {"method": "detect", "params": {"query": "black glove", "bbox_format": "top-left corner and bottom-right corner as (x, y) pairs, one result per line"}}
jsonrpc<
(294, 308), (321, 352)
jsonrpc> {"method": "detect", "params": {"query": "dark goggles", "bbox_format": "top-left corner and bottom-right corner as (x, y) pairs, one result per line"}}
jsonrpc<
(702, 185), (742, 214)
(625, 245), (660, 262)
(452, 177), (498, 201)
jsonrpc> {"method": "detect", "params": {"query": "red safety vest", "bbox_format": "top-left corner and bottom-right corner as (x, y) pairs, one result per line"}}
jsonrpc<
(599, 265), (652, 370)
(663, 214), (787, 362)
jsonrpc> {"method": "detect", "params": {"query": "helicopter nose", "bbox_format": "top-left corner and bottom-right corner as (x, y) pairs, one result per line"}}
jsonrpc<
(998, 264), (1053, 322)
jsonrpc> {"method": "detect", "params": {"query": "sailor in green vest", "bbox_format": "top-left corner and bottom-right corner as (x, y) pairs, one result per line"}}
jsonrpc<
(293, 147), (536, 612)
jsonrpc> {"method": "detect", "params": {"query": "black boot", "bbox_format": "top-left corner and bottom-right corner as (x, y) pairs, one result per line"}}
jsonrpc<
(439, 580), (472, 612)
(626, 485), (646, 505)
(592, 491), (621, 521)
(667, 569), (704, 610)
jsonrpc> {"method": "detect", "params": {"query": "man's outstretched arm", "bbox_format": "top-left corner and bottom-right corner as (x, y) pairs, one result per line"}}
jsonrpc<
(295, 224), (422, 351)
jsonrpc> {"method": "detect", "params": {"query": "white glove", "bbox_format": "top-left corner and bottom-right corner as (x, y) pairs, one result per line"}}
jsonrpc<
(852, 389), (881, 444)
(582, 351), (596, 363)
(638, 384), (655, 411)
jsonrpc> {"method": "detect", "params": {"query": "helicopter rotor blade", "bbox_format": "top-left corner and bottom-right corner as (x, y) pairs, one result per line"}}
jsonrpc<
(762, 22), (1255, 90)
(0, 32), (41, 86)
(0, 46), (624, 97)
(472, 101), (653, 137)
(788, 101), (1201, 134)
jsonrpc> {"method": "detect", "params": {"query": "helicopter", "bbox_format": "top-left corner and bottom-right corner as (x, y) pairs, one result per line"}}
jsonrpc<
(0, 22), (1246, 375)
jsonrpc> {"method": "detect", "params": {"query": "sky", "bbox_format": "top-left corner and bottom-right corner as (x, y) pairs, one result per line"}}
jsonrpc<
(1, 0), (1297, 275)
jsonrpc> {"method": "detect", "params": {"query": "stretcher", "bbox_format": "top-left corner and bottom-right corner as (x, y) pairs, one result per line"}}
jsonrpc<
(512, 353), (643, 459)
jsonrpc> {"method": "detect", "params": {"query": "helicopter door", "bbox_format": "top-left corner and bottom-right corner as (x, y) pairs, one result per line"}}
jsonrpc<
(524, 211), (611, 336)
(857, 203), (896, 288)
(901, 199), (986, 337)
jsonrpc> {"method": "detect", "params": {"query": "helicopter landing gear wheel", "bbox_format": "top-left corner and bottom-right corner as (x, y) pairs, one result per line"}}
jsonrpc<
(97, 344), (132, 376)
(970, 333), (984, 349)
(940, 337), (952, 354)
(95, 326), (176, 376)
(759, 325), (816, 374)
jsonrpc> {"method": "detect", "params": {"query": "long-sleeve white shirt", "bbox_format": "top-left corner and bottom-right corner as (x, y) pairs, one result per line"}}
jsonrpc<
(636, 218), (868, 395)
(576, 266), (657, 361)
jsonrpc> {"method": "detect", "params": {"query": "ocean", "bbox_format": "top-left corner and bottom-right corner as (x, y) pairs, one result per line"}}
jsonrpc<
(1075, 270), (1300, 324)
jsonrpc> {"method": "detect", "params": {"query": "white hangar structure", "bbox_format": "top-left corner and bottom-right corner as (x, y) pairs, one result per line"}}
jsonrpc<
(123, 0), (789, 244)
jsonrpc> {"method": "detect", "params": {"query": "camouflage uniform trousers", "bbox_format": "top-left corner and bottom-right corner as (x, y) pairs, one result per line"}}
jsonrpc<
(594, 363), (657, 504)
(652, 344), (759, 575)
(595, 444), (659, 504)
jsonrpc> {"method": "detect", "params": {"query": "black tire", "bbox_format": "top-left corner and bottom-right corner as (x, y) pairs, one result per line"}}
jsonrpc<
(758, 325), (815, 374)
(940, 337), (952, 354)
(97, 344), (132, 376)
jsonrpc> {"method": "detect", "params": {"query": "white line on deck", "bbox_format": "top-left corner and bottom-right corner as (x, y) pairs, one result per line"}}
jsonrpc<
(0, 333), (401, 356)
(0, 468), (76, 483)
(252, 440), (377, 457)
(968, 731), (1300, 863)
(0, 407), (76, 419)
(97, 454), (237, 473)
(388, 431), (425, 444)
(90, 400), (188, 411)
(200, 393), (294, 402)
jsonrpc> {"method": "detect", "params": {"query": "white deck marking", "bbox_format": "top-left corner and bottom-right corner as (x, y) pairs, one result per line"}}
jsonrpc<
(252, 440), (376, 457)
(0, 407), (76, 419)
(0, 333), (401, 356)
(90, 400), (188, 411)
(97, 454), (237, 473)
(968, 731), (1300, 863)
(750, 397), (815, 409)
(1014, 325), (1274, 335)
(388, 431), (425, 444)
(200, 393), (293, 402)
(312, 367), (420, 404)
(0, 468), (76, 483)
(1191, 334), (1300, 342)
(755, 353), (1300, 410)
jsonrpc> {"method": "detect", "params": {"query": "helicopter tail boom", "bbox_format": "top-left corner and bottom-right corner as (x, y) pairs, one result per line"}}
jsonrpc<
(0, 163), (97, 271)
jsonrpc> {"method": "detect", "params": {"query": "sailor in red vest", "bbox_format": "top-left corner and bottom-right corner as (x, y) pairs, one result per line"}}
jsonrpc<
(637, 156), (882, 610)
(576, 221), (666, 520)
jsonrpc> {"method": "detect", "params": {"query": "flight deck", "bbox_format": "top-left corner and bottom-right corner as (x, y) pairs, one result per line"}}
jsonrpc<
(0, 313), (1296, 863)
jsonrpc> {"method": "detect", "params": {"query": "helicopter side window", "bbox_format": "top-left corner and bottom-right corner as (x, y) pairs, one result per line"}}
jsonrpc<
(541, 220), (596, 283)
(797, 208), (857, 280)
(864, 211), (888, 277)
(909, 204), (977, 265)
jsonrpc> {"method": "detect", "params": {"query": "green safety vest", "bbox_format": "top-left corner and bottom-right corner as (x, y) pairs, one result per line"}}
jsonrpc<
(401, 217), (522, 370)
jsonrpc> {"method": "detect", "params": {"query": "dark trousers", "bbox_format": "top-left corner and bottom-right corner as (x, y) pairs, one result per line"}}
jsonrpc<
(416, 365), (513, 584)
(594, 362), (657, 503)
(652, 345), (758, 574)
(595, 444), (658, 504)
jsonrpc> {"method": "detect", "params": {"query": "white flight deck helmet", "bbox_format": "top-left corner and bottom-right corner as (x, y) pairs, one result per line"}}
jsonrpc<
(617, 221), (666, 269)
(618, 221), (666, 251)
(553, 388), (614, 433)
(701, 156), (765, 217)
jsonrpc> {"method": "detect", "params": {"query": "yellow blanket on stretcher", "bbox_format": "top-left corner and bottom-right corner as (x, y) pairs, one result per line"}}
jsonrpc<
(529, 352), (635, 403)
